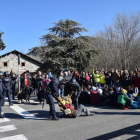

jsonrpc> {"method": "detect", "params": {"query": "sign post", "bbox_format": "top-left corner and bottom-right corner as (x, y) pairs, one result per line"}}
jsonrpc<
(18, 54), (20, 92)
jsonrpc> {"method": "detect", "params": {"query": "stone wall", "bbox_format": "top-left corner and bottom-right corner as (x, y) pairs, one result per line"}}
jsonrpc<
(0, 53), (41, 73)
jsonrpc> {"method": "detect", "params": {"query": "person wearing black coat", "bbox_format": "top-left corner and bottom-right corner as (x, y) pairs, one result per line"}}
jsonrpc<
(36, 71), (44, 93)
(32, 73), (37, 94)
(122, 70), (131, 89)
(10, 70), (17, 100)
(65, 78), (81, 109)
(111, 87), (122, 107)
(46, 78), (60, 120)
(101, 87), (112, 106)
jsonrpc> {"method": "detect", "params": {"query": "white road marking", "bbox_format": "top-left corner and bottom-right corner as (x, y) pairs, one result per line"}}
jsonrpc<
(0, 134), (28, 140)
(109, 134), (136, 140)
(0, 118), (10, 123)
(10, 105), (36, 119)
(0, 125), (17, 133)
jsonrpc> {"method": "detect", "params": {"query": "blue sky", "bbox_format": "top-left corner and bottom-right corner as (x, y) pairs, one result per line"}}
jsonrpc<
(0, 0), (140, 55)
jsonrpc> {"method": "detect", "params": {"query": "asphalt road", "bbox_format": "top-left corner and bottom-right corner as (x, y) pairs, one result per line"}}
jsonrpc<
(1, 95), (140, 140)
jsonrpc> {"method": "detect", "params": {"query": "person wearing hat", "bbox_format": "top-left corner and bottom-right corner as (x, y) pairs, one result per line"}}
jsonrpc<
(0, 71), (5, 118)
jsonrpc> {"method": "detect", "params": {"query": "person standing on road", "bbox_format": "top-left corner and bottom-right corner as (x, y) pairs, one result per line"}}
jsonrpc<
(36, 71), (44, 94)
(32, 73), (37, 95)
(46, 77), (60, 120)
(21, 73), (30, 96)
(0, 71), (5, 118)
(2, 71), (13, 106)
(10, 70), (17, 100)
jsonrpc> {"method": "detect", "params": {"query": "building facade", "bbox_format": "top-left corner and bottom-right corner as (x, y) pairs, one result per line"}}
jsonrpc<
(0, 50), (42, 74)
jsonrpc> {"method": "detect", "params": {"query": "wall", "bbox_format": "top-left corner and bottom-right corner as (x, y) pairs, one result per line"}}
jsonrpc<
(0, 52), (40, 73)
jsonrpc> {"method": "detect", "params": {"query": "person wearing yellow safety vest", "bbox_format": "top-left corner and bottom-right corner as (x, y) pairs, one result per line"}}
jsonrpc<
(92, 68), (102, 87)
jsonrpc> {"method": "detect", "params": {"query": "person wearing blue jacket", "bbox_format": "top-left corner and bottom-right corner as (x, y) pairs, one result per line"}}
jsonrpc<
(0, 71), (5, 118)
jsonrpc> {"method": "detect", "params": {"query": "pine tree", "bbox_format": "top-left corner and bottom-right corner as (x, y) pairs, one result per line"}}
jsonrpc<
(31, 19), (97, 72)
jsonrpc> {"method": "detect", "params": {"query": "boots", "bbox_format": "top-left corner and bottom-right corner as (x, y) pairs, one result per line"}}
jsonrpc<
(51, 117), (60, 121)
(0, 113), (5, 118)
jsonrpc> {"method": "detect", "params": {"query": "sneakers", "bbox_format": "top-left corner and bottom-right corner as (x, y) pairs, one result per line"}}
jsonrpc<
(9, 103), (13, 106)
(51, 117), (60, 121)
(123, 107), (128, 110)
(87, 113), (95, 116)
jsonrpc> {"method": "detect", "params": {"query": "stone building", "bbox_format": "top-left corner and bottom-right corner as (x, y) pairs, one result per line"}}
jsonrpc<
(0, 50), (42, 74)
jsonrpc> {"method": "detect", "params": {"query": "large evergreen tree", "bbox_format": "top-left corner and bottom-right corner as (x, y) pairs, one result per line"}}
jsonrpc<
(30, 19), (97, 72)
(0, 31), (6, 50)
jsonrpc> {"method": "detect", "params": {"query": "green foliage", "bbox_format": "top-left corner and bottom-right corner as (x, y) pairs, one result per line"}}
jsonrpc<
(0, 31), (6, 50)
(31, 19), (97, 72)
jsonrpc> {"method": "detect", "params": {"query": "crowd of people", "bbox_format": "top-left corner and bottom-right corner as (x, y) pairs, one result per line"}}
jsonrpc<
(0, 67), (140, 120)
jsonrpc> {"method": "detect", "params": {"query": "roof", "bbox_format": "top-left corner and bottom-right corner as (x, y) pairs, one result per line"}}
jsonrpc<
(0, 50), (42, 65)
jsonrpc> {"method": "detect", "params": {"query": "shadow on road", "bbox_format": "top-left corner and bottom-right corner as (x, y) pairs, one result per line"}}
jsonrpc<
(87, 122), (140, 140)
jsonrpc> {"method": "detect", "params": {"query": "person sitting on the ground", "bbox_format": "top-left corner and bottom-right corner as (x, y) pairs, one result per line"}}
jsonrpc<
(117, 89), (130, 109)
(101, 87), (113, 106)
(56, 92), (94, 118)
(111, 87), (121, 107)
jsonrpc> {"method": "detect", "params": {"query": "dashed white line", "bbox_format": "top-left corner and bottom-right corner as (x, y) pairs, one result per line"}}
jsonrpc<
(0, 118), (10, 124)
(0, 134), (28, 140)
(10, 105), (36, 119)
(0, 125), (17, 133)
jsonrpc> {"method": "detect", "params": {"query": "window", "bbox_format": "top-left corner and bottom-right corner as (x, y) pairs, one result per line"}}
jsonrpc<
(4, 62), (8, 67)
(21, 62), (25, 66)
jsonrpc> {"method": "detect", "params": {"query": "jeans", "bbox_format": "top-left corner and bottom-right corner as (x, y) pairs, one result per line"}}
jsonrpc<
(107, 84), (112, 88)
(76, 104), (90, 117)
(58, 89), (64, 98)
(94, 82), (100, 87)
(0, 99), (2, 112)
(46, 93), (56, 118)
(114, 82), (120, 88)
(3, 88), (12, 106)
